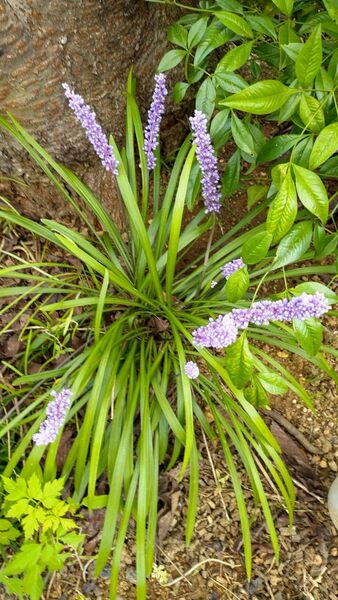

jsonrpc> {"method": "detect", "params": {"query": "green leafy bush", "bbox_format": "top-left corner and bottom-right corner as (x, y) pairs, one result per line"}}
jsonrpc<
(0, 474), (83, 600)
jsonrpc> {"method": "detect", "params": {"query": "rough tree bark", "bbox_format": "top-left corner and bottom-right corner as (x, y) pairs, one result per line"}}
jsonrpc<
(0, 0), (179, 221)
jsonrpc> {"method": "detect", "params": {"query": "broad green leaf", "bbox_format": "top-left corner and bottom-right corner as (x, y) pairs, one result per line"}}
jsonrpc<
(266, 170), (297, 244)
(221, 80), (298, 114)
(315, 67), (334, 102)
(242, 231), (272, 264)
(216, 42), (253, 73)
(281, 42), (302, 62)
(167, 23), (188, 48)
(293, 282), (337, 304)
(215, 11), (253, 38)
(173, 82), (189, 103)
(247, 15), (277, 39)
(293, 318), (323, 357)
(225, 266), (249, 302)
(245, 379), (269, 408)
(257, 372), (288, 395)
(158, 49), (186, 72)
(293, 136), (313, 169)
(231, 113), (256, 157)
(0, 519), (20, 545)
(273, 221), (312, 269)
(299, 94), (325, 133)
(210, 109), (230, 150)
(216, 0), (243, 12)
(309, 123), (338, 170)
(320, 156), (338, 178)
(188, 18), (208, 49)
(257, 134), (300, 164)
(295, 26), (322, 88)
(271, 0), (294, 17)
(247, 184), (268, 209)
(293, 164), (328, 224)
(196, 78), (216, 119)
(214, 72), (248, 93)
(225, 334), (253, 389)
(222, 149), (240, 197)
(322, 0), (338, 21)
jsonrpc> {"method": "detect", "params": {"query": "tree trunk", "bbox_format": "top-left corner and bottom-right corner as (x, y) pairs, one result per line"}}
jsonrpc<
(0, 0), (178, 222)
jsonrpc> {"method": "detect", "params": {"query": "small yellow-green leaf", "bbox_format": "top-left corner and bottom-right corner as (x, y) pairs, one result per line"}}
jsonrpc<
(271, 0), (294, 17)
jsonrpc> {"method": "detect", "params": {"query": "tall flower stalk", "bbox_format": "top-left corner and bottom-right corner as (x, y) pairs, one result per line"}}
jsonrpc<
(63, 83), (119, 175)
(143, 73), (168, 170)
(189, 109), (222, 214)
(33, 388), (72, 445)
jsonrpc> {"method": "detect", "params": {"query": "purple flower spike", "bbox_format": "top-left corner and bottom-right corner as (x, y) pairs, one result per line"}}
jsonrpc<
(185, 361), (200, 379)
(193, 314), (238, 349)
(189, 110), (222, 214)
(63, 83), (119, 175)
(192, 293), (329, 349)
(144, 73), (168, 170)
(221, 258), (245, 279)
(33, 387), (72, 446)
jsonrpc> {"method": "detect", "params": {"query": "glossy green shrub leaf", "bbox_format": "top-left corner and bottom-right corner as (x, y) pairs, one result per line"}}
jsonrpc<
(245, 378), (269, 407)
(167, 23), (188, 48)
(293, 282), (337, 304)
(272, 221), (312, 269)
(247, 184), (268, 209)
(216, 0), (243, 12)
(267, 170), (297, 244)
(242, 230), (272, 264)
(221, 81), (298, 114)
(295, 25), (322, 87)
(293, 136), (313, 169)
(210, 109), (230, 149)
(225, 333), (253, 389)
(188, 18), (208, 49)
(215, 11), (253, 38)
(257, 134), (300, 164)
(319, 156), (338, 178)
(257, 372), (288, 395)
(222, 149), (240, 197)
(158, 49), (186, 72)
(299, 94), (325, 133)
(216, 42), (253, 72)
(271, 0), (294, 17)
(196, 78), (216, 118)
(225, 266), (249, 302)
(293, 164), (328, 224)
(247, 15), (277, 39)
(293, 318), (323, 357)
(173, 82), (190, 103)
(309, 123), (338, 170)
(214, 72), (248, 93)
(231, 113), (256, 157)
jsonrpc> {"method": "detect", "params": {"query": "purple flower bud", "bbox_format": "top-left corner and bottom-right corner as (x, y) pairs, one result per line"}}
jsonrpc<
(63, 83), (119, 175)
(185, 361), (200, 379)
(144, 73), (168, 170)
(221, 258), (245, 279)
(189, 110), (222, 214)
(193, 314), (238, 349)
(33, 387), (72, 446)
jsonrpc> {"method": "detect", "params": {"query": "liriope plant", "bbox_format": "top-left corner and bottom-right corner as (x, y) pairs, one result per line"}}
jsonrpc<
(0, 69), (337, 599)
